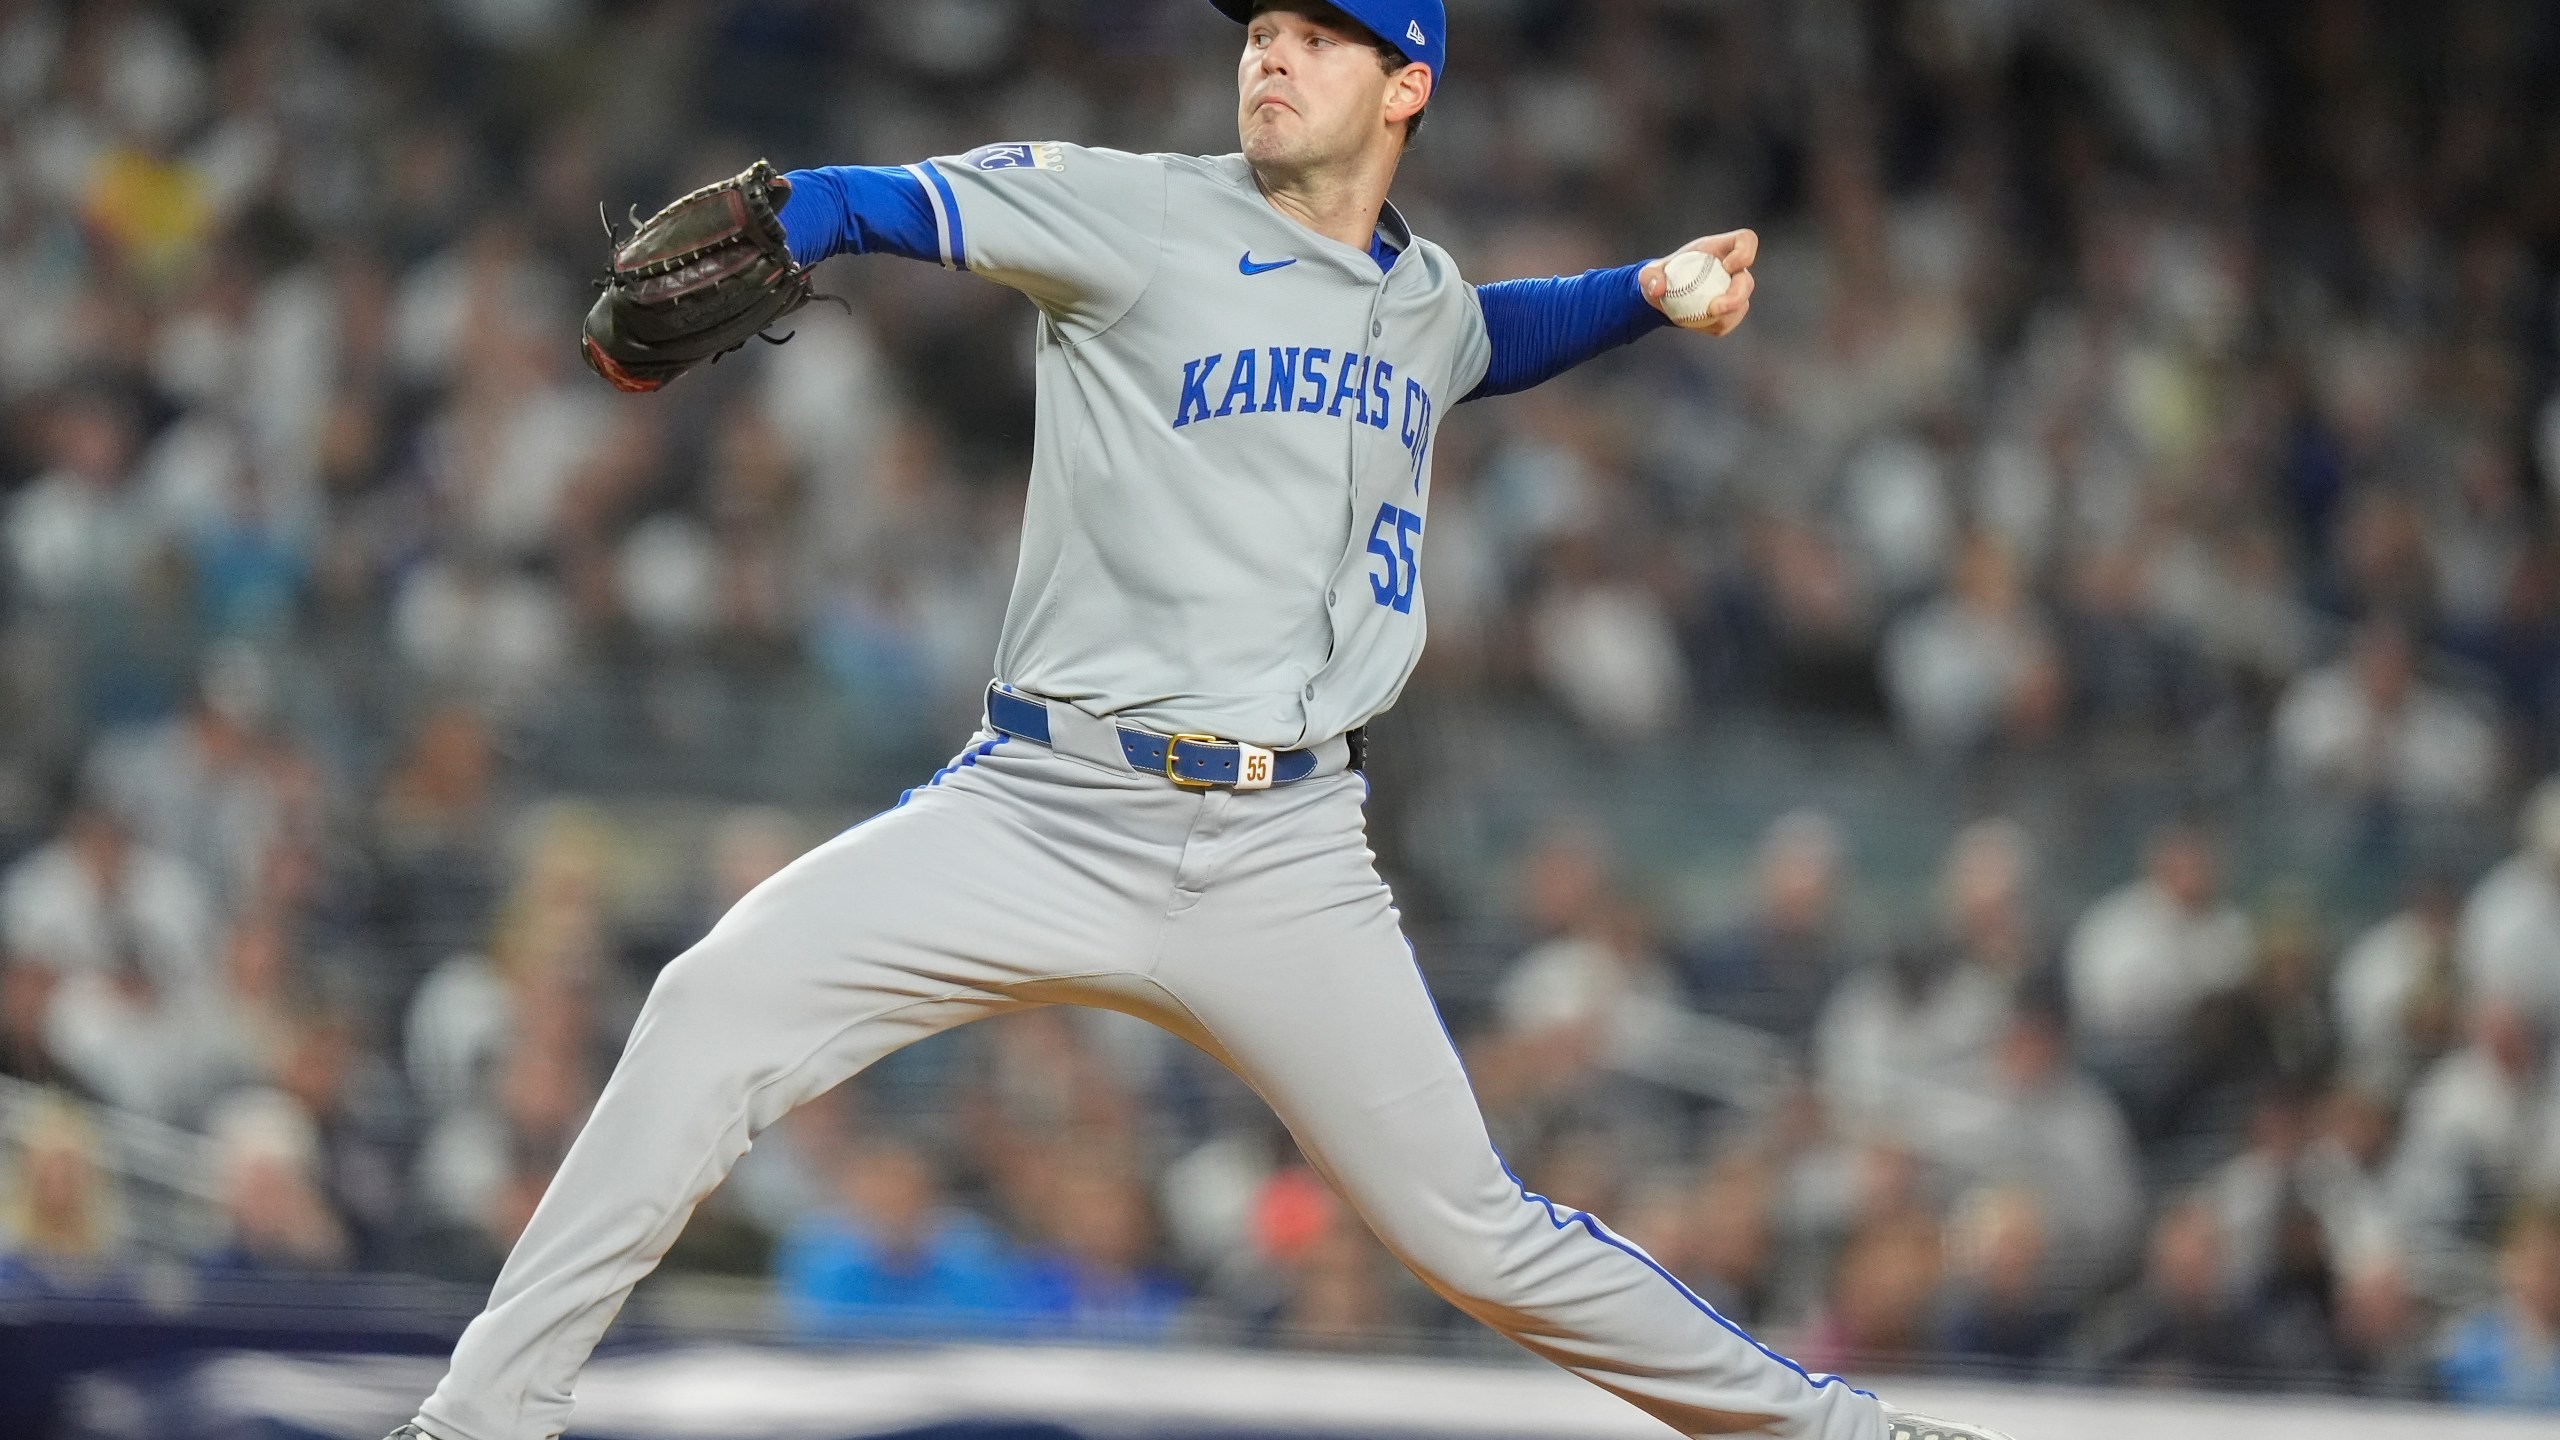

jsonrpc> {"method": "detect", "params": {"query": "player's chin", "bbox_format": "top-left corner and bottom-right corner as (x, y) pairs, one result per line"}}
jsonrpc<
(1240, 124), (1299, 167)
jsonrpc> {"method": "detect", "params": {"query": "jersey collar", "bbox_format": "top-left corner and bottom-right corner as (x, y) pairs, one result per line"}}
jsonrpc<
(1213, 153), (1413, 277)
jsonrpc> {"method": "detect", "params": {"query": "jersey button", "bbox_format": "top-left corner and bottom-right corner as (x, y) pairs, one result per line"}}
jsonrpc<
(1371, 321), (1382, 337)
(1327, 589), (1338, 605)
(1303, 684), (1316, 699)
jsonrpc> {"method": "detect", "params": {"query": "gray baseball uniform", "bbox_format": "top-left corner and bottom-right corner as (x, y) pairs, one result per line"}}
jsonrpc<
(411, 145), (1882, 1440)
(938, 143), (1480, 748)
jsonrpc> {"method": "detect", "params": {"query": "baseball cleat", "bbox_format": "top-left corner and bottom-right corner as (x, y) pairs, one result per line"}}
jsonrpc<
(383, 1426), (439, 1440)
(1882, 1405), (2020, 1440)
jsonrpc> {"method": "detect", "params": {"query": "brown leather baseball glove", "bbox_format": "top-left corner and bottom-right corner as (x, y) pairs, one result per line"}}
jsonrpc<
(579, 160), (824, 394)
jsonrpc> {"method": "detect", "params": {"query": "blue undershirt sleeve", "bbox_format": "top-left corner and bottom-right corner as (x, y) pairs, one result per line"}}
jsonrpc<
(1463, 262), (1671, 402)
(777, 165), (941, 267)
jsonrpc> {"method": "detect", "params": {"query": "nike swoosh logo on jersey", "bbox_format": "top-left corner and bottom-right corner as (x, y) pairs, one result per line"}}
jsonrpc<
(1239, 253), (1298, 275)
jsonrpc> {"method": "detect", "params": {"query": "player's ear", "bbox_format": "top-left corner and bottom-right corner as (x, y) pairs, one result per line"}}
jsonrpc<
(1385, 63), (1431, 127)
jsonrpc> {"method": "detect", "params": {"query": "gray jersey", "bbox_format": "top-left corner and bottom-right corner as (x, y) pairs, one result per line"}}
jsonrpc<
(912, 142), (1492, 749)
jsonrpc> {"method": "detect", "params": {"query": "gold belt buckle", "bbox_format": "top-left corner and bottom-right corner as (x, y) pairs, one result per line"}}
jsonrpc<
(1164, 734), (1222, 790)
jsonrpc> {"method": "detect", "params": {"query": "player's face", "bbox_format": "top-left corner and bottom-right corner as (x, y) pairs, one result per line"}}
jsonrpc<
(1237, 6), (1405, 173)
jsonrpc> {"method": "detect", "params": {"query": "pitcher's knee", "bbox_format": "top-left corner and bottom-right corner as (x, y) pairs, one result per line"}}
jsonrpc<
(628, 933), (784, 1052)
(642, 940), (735, 1014)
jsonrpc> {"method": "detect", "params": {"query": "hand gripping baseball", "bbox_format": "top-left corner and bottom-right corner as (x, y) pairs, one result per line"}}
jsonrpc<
(1639, 229), (1758, 337)
(580, 160), (838, 393)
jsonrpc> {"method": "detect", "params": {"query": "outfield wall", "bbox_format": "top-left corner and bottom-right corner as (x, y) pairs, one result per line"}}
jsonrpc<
(60, 1345), (2555, 1440)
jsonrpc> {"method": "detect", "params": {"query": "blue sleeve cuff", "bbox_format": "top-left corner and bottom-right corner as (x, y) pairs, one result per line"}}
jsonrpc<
(777, 165), (941, 267)
(1464, 262), (1670, 401)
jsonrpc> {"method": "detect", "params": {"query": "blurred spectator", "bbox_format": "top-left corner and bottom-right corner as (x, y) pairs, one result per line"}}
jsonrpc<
(1477, 827), (1689, 1152)
(1159, 1109), (1282, 1288)
(389, 550), (572, 720)
(964, 1010), (1145, 1223)
(7, 387), (150, 609)
(1793, 1211), (1943, 1376)
(1017, 1154), (1186, 1339)
(81, 641), (283, 915)
(270, 1000), (412, 1268)
(199, 1087), (348, 1273)
(1250, 1166), (1409, 1349)
(1879, 533), (2063, 756)
(705, 804), (805, 910)
(2202, 1089), (2319, 1297)
(2437, 1203), (2560, 1409)
(403, 805), (629, 1277)
(372, 705), (504, 1003)
(1744, 514), (1883, 714)
(1930, 999), (2143, 1302)
(2141, 523), (2318, 692)
(2387, 1001), (2560, 1295)
(487, 802), (630, 984)
(1528, 531), (1689, 743)
(2336, 878), (2465, 1097)
(1815, 819), (2033, 1132)
(1937, 1186), (2071, 1377)
(2064, 820), (2251, 1132)
(1840, 435), (1955, 607)
(0, 794), (221, 1121)
(2273, 618), (2499, 814)
(0, 1096), (128, 1296)
(688, 397), (806, 649)
(2079, 1195), (2270, 1390)
(2181, 901), (2343, 1133)
(2299, 1084), (2404, 1277)
(2457, 777), (2560, 1032)
(194, 899), (296, 1095)
(1680, 810), (1863, 1048)
(1935, 820), (2045, 994)
(0, 954), (72, 1091)
(2331, 1245), (2437, 1399)
(804, 419), (1003, 744)
(2257, 1192), (2356, 1385)
(776, 1137), (1032, 1339)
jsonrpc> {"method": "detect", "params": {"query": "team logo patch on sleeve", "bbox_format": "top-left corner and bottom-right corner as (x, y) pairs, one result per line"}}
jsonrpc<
(964, 142), (1067, 173)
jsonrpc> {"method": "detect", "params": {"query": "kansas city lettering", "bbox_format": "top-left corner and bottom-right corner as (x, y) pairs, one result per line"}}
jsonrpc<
(1174, 345), (1433, 476)
(1175, 347), (1419, 429)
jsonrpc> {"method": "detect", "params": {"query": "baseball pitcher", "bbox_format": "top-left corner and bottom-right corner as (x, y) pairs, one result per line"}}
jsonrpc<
(392, 5), (2014, 1440)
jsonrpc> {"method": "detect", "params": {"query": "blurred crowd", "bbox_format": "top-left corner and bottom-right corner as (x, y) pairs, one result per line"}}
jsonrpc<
(3, 0), (2560, 1413)
(1457, 799), (2560, 1403)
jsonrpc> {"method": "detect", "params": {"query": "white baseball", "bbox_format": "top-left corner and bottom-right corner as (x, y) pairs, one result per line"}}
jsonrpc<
(1660, 249), (1731, 326)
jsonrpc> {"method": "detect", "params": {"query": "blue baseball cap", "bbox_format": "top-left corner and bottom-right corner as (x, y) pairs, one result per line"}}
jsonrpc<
(1209, 0), (1445, 80)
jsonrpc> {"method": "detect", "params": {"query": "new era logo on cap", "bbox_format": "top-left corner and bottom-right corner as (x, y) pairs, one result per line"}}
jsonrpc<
(1407, 20), (1426, 46)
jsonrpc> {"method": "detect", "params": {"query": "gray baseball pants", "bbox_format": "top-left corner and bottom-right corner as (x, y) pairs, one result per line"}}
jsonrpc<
(414, 701), (1883, 1440)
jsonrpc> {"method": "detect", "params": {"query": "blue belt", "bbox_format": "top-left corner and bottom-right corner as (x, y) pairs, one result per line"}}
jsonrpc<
(985, 686), (1324, 790)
